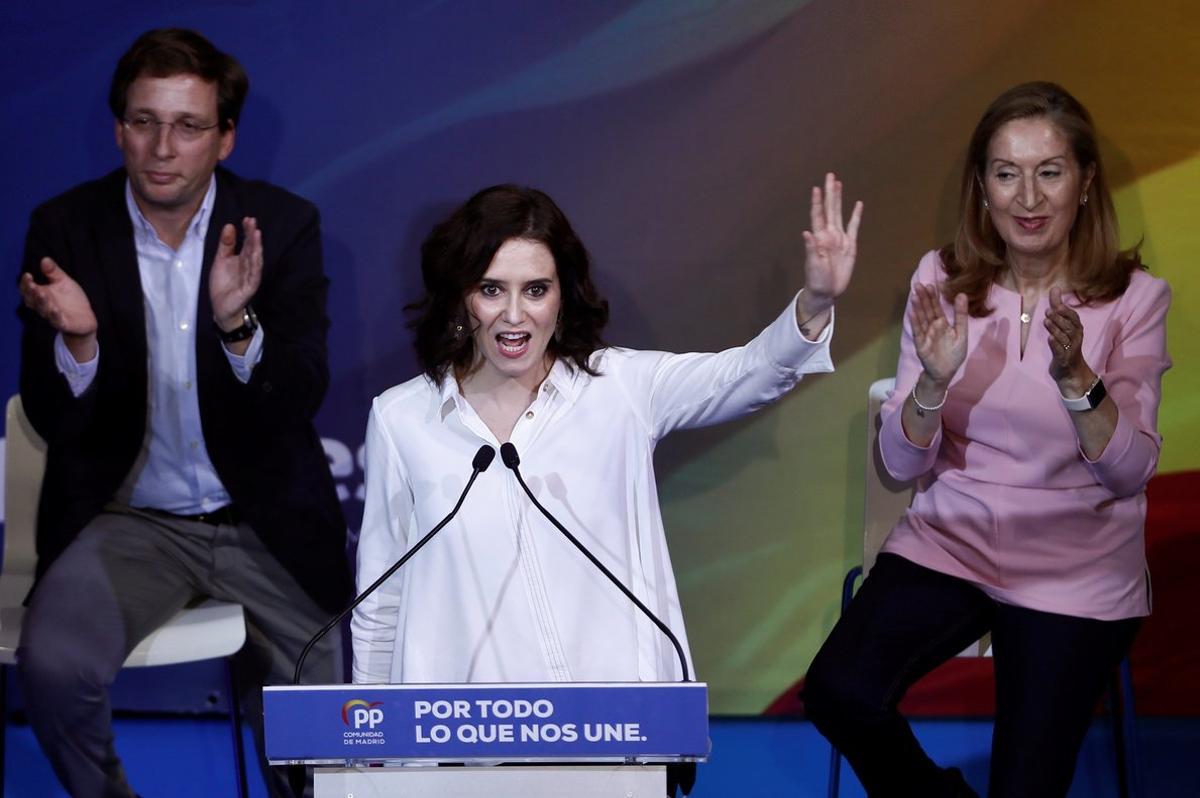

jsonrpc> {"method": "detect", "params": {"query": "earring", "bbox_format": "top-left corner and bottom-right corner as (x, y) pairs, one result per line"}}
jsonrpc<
(452, 323), (464, 340)
(982, 197), (990, 209)
(1080, 193), (1089, 206)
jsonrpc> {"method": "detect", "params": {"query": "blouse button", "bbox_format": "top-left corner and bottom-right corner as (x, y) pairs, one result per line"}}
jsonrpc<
(525, 411), (534, 419)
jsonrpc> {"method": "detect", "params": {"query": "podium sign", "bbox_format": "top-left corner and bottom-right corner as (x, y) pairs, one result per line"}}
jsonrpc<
(265, 682), (709, 764)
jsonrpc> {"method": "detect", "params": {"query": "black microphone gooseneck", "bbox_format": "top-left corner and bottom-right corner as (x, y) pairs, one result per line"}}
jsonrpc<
(292, 444), (497, 684)
(498, 442), (691, 682)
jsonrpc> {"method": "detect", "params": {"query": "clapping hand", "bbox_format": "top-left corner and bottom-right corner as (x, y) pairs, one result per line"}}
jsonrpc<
(1045, 287), (1090, 391)
(20, 257), (99, 361)
(210, 217), (263, 332)
(911, 284), (968, 388)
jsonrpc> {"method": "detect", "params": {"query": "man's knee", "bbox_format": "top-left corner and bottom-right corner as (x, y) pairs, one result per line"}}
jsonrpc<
(17, 626), (116, 709)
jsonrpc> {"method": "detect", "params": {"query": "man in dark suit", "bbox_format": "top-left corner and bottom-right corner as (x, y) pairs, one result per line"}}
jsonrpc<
(16, 28), (351, 798)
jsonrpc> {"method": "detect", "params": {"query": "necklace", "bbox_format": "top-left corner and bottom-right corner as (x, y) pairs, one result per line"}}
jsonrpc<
(1019, 311), (1032, 324)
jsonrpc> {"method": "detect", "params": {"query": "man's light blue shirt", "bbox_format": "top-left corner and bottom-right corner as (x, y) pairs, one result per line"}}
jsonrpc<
(53, 176), (264, 513)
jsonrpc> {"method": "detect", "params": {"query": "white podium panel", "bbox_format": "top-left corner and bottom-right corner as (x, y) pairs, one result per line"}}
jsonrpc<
(315, 764), (665, 797)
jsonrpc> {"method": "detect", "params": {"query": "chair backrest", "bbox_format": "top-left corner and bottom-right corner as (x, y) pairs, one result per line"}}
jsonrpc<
(2, 394), (45, 607)
(863, 378), (914, 576)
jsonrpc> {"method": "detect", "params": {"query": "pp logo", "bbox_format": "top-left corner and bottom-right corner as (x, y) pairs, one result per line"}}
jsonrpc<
(341, 699), (384, 730)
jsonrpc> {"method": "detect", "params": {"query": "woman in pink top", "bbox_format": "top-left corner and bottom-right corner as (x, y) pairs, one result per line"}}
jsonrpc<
(804, 82), (1170, 798)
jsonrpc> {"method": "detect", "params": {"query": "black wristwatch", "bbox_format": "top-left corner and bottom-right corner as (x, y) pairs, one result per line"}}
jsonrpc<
(1060, 375), (1107, 412)
(215, 305), (259, 343)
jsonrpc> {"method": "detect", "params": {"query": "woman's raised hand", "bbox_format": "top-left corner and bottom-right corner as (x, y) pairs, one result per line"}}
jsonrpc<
(800, 172), (863, 312)
(911, 284), (968, 387)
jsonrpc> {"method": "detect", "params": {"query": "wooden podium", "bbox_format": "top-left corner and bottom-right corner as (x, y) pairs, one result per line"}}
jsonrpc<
(264, 681), (709, 797)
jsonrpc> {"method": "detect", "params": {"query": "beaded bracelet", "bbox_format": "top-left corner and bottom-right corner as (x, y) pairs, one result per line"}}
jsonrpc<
(911, 383), (947, 417)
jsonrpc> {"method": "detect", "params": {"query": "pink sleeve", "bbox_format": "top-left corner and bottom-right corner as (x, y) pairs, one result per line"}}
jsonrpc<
(1081, 274), (1171, 497)
(878, 252), (942, 481)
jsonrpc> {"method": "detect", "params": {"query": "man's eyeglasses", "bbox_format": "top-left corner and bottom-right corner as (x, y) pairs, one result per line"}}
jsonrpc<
(121, 115), (220, 143)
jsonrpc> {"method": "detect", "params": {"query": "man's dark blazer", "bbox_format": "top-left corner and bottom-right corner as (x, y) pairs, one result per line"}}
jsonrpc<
(18, 166), (352, 615)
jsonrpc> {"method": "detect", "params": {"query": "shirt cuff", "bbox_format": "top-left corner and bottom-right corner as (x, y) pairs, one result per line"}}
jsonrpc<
(223, 323), (265, 384)
(54, 332), (98, 397)
(1079, 408), (1150, 496)
(763, 290), (835, 374)
(878, 383), (942, 481)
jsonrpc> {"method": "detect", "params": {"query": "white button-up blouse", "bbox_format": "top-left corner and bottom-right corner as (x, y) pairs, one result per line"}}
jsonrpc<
(352, 295), (833, 684)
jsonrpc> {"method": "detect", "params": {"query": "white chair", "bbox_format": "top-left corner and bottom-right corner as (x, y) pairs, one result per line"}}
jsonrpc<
(862, 378), (917, 575)
(0, 394), (250, 797)
(826, 378), (1138, 798)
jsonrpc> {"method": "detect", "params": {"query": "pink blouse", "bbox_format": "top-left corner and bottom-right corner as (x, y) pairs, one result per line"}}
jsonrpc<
(879, 251), (1171, 620)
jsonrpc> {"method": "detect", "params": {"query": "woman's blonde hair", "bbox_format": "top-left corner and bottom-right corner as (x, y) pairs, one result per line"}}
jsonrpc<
(941, 81), (1141, 314)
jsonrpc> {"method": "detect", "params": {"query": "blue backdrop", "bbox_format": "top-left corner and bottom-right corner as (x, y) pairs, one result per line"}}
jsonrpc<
(1, 0), (817, 539)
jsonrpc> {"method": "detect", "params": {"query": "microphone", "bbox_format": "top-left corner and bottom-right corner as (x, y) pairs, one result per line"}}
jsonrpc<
(498, 442), (692, 682)
(472, 445), (497, 472)
(499, 442), (521, 469)
(292, 444), (496, 684)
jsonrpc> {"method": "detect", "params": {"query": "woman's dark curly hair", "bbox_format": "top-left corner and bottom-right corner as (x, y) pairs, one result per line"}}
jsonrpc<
(409, 184), (610, 385)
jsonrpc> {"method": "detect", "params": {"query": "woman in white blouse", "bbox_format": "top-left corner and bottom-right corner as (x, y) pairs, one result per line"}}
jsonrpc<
(352, 179), (861, 686)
